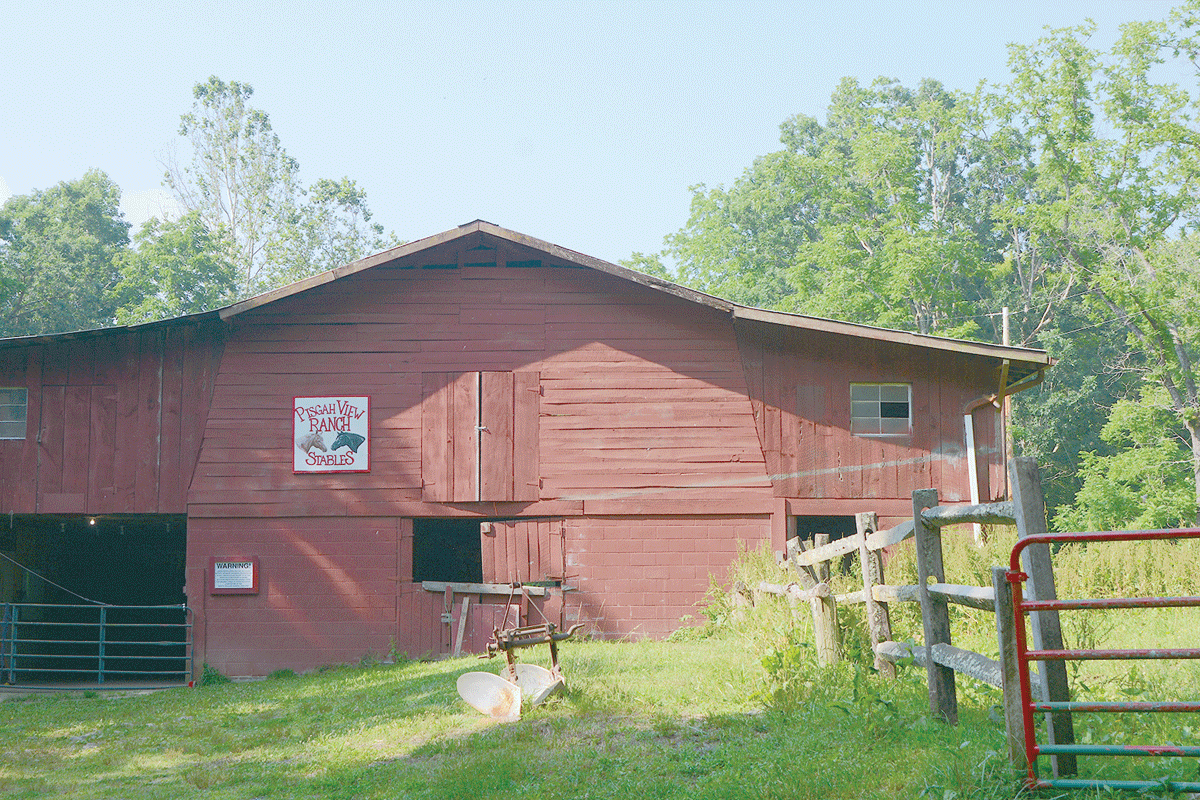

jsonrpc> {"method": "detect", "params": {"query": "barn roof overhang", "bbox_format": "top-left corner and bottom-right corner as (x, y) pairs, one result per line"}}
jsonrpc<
(0, 220), (1053, 386)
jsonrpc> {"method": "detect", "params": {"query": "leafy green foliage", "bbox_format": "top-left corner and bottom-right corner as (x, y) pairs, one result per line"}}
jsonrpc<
(1056, 386), (1198, 530)
(109, 211), (237, 324)
(165, 76), (393, 297)
(197, 661), (231, 687)
(637, 2), (1200, 530)
(993, 12), (1200, 525)
(659, 79), (998, 339)
(0, 169), (129, 336)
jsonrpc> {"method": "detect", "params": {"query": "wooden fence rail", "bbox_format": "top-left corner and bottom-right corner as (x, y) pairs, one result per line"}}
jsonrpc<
(753, 458), (1073, 774)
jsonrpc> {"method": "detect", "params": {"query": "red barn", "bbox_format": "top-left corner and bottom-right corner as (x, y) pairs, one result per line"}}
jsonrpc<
(0, 222), (1050, 678)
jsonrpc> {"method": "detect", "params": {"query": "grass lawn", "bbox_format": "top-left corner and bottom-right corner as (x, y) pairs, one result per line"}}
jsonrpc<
(0, 635), (1021, 800)
(4, 534), (1198, 799)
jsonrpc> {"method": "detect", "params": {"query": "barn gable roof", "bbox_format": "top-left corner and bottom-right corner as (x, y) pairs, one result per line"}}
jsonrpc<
(1, 220), (1052, 385)
(219, 220), (1052, 384)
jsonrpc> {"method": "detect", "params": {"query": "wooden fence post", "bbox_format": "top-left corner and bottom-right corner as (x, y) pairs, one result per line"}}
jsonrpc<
(810, 587), (839, 666)
(1010, 457), (1076, 777)
(814, 533), (831, 583)
(913, 487), (958, 725)
(992, 565), (1026, 770)
(856, 512), (895, 678)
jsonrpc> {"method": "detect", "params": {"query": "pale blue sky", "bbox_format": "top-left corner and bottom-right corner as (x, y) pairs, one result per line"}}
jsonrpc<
(0, 0), (1180, 265)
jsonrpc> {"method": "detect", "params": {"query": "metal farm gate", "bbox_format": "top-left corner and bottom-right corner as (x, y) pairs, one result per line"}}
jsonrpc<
(1009, 528), (1200, 793)
(1, 602), (193, 687)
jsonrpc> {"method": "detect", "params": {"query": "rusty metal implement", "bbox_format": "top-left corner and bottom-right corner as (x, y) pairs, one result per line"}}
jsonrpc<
(456, 583), (583, 721)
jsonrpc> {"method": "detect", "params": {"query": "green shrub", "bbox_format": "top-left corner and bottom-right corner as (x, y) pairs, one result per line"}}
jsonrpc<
(198, 662), (231, 687)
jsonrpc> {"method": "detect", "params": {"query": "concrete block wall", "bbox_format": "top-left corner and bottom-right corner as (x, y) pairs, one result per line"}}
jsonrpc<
(563, 515), (770, 638)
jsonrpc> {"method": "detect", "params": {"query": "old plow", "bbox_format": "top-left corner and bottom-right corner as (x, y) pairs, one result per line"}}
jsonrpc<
(456, 583), (583, 722)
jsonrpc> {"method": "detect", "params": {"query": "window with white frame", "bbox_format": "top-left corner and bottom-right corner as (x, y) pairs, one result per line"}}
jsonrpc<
(851, 383), (911, 436)
(0, 388), (27, 439)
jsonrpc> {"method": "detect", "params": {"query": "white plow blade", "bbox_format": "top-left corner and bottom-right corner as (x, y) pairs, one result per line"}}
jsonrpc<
(457, 672), (521, 722)
(513, 663), (565, 706)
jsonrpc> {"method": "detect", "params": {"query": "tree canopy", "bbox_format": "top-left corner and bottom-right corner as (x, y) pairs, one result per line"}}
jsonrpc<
(626, 1), (1200, 528)
(164, 76), (392, 297)
(0, 169), (129, 336)
(0, 76), (397, 338)
(11, 8), (1200, 529)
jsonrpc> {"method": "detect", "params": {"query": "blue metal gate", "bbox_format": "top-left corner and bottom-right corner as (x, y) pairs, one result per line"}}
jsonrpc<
(1, 602), (193, 686)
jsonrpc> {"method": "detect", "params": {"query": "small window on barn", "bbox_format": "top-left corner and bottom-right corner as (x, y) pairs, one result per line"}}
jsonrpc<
(0, 388), (28, 439)
(412, 519), (483, 583)
(851, 383), (911, 436)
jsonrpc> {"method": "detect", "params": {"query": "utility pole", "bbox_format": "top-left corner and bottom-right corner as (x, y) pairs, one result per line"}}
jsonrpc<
(1002, 307), (1013, 499)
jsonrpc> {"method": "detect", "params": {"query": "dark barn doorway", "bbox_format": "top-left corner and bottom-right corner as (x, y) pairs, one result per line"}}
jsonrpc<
(791, 515), (858, 574)
(0, 514), (188, 683)
(792, 515), (857, 542)
(412, 519), (483, 584)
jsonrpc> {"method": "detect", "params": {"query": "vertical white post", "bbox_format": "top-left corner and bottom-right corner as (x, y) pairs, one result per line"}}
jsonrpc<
(963, 412), (982, 544)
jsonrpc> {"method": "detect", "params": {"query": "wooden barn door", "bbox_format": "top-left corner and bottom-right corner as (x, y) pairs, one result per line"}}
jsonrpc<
(413, 518), (567, 657)
(481, 518), (566, 585)
(421, 371), (540, 504)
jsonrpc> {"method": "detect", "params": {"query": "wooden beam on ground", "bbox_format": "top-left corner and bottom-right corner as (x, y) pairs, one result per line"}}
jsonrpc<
(422, 581), (546, 596)
(453, 596), (471, 657)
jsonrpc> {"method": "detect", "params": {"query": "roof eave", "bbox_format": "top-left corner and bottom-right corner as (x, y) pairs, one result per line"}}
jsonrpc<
(732, 306), (1054, 367)
(214, 220), (1051, 371)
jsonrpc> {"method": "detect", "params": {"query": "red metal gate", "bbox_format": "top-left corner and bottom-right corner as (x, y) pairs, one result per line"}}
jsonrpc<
(1008, 528), (1200, 792)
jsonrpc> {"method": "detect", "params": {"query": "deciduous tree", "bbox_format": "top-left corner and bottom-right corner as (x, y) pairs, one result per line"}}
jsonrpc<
(164, 76), (391, 297)
(0, 169), (129, 336)
(109, 211), (238, 324)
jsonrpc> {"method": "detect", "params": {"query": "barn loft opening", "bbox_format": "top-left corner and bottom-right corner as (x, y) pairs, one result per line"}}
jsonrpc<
(0, 514), (186, 606)
(412, 519), (483, 584)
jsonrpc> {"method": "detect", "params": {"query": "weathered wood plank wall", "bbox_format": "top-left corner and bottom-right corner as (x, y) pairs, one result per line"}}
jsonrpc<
(735, 319), (1003, 506)
(188, 235), (773, 518)
(0, 323), (224, 515)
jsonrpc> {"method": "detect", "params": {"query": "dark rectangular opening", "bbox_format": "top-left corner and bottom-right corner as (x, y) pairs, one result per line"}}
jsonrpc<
(412, 519), (482, 583)
(792, 515), (857, 541)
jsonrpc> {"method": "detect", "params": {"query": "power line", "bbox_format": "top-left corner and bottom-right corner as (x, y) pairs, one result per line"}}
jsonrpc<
(0, 550), (104, 606)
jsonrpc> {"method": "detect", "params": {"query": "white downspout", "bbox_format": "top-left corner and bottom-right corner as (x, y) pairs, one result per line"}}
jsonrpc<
(963, 409), (982, 544)
(962, 365), (1044, 544)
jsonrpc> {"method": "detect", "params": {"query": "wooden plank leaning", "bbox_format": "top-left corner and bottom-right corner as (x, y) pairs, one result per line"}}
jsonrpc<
(1010, 457), (1076, 777)
(914, 487), (958, 725)
(992, 565), (1027, 771)
(856, 512), (894, 678)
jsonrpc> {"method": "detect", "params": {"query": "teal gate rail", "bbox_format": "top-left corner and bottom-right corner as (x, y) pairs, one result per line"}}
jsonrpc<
(1009, 528), (1200, 792)
(1, 602), (193, 687)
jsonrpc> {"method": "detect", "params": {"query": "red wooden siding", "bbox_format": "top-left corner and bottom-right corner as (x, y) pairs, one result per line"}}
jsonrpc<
(420, 372), (476, 502)
(563, 515), (771, 639)
(189, 236), (773, 518)
(0, 323), (224, 515)
(735, 319), (1005, 504)
(189, 516), (401, 674)
(481, 518), (564, 583)
(420, 370), (540, 503)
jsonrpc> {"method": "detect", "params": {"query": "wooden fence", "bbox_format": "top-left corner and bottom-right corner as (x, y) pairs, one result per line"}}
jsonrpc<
(749, 458), (1074, 774)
